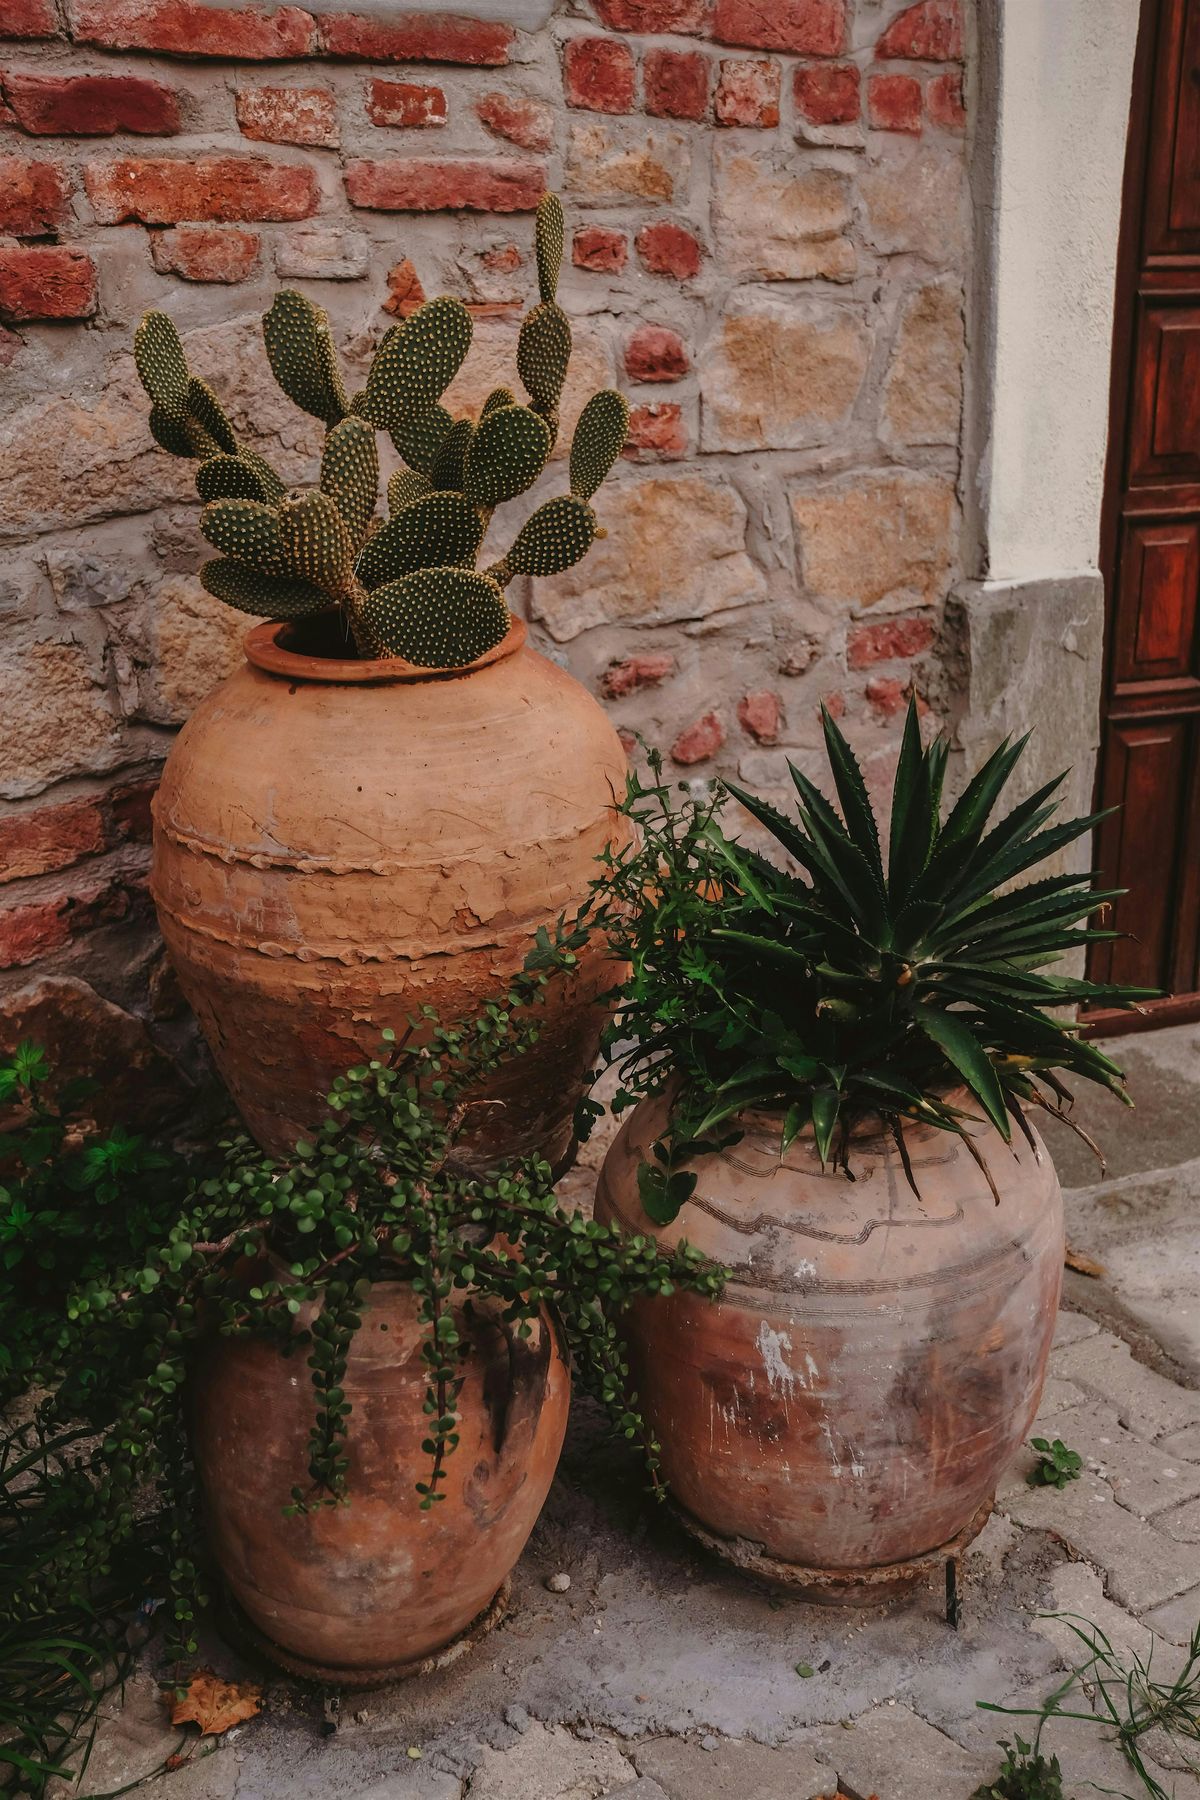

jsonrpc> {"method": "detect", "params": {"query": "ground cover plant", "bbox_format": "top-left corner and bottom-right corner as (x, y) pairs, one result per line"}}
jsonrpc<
(132, 194), (628, 667)
(585, 702), (1154, 1222)
(0, 937), (723, 1792)
(1027, 1437), (1084, 1490)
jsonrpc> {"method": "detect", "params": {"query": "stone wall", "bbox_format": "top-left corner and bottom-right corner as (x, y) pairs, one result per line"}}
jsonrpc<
(0, 0), (969, 1114)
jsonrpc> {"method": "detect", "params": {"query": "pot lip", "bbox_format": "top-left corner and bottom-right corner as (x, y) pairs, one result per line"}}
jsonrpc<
(243, 612), (527, 687)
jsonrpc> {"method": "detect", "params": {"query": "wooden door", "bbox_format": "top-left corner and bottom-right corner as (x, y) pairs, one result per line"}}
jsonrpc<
(1089, 0), (1200, 1031)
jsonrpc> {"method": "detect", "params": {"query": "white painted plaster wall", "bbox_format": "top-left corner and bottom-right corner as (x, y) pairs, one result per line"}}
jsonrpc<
(978, 0), (1141, 583)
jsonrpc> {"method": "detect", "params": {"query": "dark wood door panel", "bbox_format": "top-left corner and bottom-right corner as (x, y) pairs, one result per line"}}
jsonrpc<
(1112, 515), (1200, 682)
(1129, 301), (1200, 481)
(1093, 718), (1190, 991)
(1147, 0), (1200, 253)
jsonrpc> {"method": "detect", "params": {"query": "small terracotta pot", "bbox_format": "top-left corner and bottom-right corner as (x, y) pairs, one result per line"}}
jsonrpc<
(594, 1089), (1063, 1597)
(191, 1282), (569, 1682)
(152, 614), (627, 1164)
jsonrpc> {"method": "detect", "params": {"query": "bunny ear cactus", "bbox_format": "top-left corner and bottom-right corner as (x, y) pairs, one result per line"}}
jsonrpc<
(134, 193), (627, 669)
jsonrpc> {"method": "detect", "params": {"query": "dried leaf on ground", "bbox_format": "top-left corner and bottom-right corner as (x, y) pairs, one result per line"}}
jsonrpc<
(167, 1670), (263, 1736)
(1064, 1244), (1106, 1278)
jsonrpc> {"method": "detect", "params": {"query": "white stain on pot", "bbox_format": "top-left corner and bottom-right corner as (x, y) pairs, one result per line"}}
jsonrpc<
(756, 1322), (819, 1398)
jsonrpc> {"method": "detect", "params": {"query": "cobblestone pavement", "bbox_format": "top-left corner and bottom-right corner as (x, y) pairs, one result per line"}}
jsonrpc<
(65, 1026), (1200, 1800)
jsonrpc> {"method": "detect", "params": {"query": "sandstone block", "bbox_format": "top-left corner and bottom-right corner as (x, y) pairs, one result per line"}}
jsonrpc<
(0, 635), (120, 799)
(565, 120), (688, 205)
(791, 470), (956, 608)
(884, 278), (964, 444)
(711, 145), (854, 280)
(700, 293), (869, 451)
(860, 144), (965, 263)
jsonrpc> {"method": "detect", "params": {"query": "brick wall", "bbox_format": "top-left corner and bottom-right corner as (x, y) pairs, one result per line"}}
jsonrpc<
(0, 0), (969, 1115)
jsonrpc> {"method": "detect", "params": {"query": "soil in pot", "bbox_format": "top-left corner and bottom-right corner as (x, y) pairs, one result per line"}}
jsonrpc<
(190, 1281), (569, 1681)
(152, 615), (627, 1165)
(594, 1089), (1063, 1596)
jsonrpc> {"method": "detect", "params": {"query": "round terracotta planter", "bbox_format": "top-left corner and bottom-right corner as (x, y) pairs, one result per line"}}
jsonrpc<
(191, 1282), (570, 1683)
(594, 1089), (1063, 1598)
(151, 614), (627, 1164)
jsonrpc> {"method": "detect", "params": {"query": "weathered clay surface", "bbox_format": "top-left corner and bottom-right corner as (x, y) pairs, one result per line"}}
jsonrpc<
(151, 622), (627, 1163)
(595, 1089), (1064, 1574)
(191, 1284), (569, 1676)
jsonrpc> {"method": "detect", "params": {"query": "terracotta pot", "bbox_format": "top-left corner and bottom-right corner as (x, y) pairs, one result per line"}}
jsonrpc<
(191, 1282), (569, 1681)
(151, 614), (627, 1164)
(594, 1089), (1063, 1595)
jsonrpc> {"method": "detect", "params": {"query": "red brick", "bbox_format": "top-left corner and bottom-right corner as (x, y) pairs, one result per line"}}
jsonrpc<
(868, 71), (922, 133)
(866, 675), (908, 720)
(85, 157), (318, 224)
(481, 242), (520, 271)
(237, 86), (339, 146)
(0, 155), (69, 233)
(345, 157), (543, 213)
(737, 690), (782, 744)
(594, 0), (709, 31)
(713, 0), (844, 56)
(846, 613), (934, 669)
(573, 224), (627, 272)
(623, 401), (686, 458)
(564, 36), (635, 114)
(714, 57), (780, 127)
(2, 72), (180, 136)
(0, 0), (58, 38)
(150, 224), (261, 282)
(67, 0), (317, 58)
(625, 324), (689, 382)
(793, 61), (859, 124)
(822, 688), (845, 719)
(671, 710), (724, 766)
(367, 79), (447, 128)
(475, 91), (553, 152)
(381, 255), (426, 315)
(876, 0), (962, 60)
(644, 48), (709, 121)
(318, 11), (511, 65)
(0, 897), (72, 968)
(636, 219), (701, 279)
(0, 243), (96, 317)
(601, 652), (675, 699)
(927, 68), (965, 129)
(0, 796), (105, 884)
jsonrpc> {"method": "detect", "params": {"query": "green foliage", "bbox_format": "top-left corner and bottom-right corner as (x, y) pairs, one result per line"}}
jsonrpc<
(979, 1612), (1200, 1798)
(1028, 1436), (1083, 1489)
(362, 565), (510, 666)
(586, 703), (1153, 1222)
(0, 949), (724, 1788)
(134, 193), (623, 665)
(972, 1738), (1065, 1800)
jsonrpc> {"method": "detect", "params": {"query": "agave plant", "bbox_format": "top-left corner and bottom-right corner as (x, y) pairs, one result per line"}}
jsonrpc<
(589, 701), (1153, 1220)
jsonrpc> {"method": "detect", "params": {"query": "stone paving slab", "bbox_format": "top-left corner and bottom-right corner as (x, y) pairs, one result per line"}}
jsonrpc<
(1034, 1397), (1200, 1519)
(999, 1466), (1200, 1611)
(1050, 1331), (1200, 1440)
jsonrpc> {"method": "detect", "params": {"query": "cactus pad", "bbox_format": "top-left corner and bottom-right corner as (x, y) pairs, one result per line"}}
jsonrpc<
(534, 193), (565, 305)
(517, 301), (571, 420)
(355, 298), (472, 433)
(498, 494), (597, 580)
(320, 416), (379, 549)
(388, 468), (432, 514)
(134, 310), (190, 418)
(361, 566), (509, 667)
(201, 557), (329, 619)
(197, 453), (274, 504)
(238, 447), (287, 504)
(186, 378), (238, 456)
(569, 389), (629, 500)
(481, 385), (517, 419)
(429, 417), (474, 493)
(201, 499), (285, 572)
(463, 404), (552, 507)
(390, 402), (454, 476)
(357, 490), (484, 590)
(278, 492), (355, 592)
(149, 405), (196, 458)
(263, 290), (348, 427)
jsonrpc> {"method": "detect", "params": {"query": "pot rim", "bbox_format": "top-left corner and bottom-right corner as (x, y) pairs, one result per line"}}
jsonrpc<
(243, 612), (527, 687)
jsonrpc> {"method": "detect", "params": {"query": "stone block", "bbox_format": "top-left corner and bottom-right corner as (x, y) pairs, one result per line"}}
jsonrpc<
(791, 471), (956, 608)
(712, 146), (854, 280)
(701, 294), (869, 451)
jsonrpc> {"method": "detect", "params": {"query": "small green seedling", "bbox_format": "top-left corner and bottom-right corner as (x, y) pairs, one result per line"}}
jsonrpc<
(972, 1735), (1065, 1800)
(1027, 1438), (1083, 1489)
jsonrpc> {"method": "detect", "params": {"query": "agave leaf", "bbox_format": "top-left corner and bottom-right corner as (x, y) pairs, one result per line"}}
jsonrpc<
(780, 1099), (811, 1155)
(820, 706), (883, 884)
(721, 781), (825, 887)
(888, 701), (937, 902)
(811, 1089), (840, 1164)
(708, 929), (815, 973)
(926, 732), (1030, 880)
(698, 821), (779, 914)
(914, 1007), (1011, 1139)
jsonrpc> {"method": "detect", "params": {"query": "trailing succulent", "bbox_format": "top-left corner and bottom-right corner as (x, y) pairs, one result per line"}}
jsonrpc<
(585, 702), (1154, 1223)
(132, 193), (628, 668)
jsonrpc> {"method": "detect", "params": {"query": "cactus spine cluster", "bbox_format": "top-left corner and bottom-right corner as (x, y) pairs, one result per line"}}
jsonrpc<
(133, 193), (627, 669)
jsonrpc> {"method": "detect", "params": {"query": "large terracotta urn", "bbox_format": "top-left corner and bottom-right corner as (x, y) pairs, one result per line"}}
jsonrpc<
(595, 1089), (1063, 1597)
(152, 614), (626, 1164)
(191, 1283), (569, 1682)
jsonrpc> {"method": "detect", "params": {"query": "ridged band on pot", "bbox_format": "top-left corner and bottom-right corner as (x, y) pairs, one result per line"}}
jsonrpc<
(594, 1089), (1064, 1575)
(151, 614), (629, 1164)
(190, 1282), (570, 1678)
